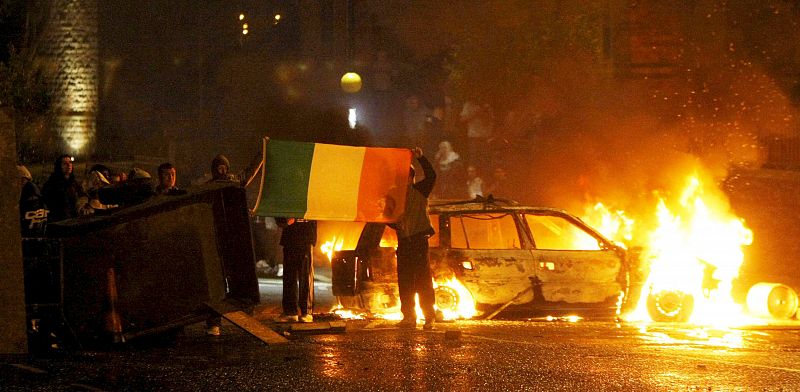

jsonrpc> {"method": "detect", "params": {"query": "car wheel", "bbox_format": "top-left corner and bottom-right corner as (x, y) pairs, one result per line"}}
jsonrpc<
(646, 290), (694, 322)
(435, 286), (460, 312)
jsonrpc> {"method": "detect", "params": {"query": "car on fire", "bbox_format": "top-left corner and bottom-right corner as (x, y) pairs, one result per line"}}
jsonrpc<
(332, 198), (647, 320)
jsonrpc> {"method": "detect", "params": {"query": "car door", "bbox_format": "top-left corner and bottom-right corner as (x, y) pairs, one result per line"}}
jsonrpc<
(444, 211), (536, 306)
(523, 212), (623, 306)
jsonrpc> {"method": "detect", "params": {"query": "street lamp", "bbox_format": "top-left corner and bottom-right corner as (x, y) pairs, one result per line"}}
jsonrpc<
(340, 72), (362, 93)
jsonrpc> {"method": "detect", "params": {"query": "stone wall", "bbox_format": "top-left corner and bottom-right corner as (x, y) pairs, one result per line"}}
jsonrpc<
(40, 0), (99, 157)
(0, 109), (28, 353)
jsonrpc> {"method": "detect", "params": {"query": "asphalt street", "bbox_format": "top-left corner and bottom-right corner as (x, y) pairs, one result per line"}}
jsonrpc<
(2, 277), (800, 391)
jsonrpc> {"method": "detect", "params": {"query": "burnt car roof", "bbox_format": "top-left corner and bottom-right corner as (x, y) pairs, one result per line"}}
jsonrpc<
(429, 197), (570, 216)
(428, 197), (616, 247)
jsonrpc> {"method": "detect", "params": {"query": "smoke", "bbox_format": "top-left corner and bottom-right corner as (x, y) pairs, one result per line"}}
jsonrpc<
(502, 51), (796, 246)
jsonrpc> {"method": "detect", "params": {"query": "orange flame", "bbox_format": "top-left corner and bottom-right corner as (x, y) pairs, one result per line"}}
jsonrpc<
(434, 276), (477, 320)
(631, 174), (753, 325)
(320, 236), (345, 262)
(583, 172), (756, 325)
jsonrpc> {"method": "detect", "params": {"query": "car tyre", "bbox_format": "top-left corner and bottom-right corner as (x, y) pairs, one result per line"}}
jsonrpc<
(646, 290), (694, 322)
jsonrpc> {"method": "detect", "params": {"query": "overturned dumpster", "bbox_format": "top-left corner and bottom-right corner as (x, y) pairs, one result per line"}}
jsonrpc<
(26, 183), (259, 348)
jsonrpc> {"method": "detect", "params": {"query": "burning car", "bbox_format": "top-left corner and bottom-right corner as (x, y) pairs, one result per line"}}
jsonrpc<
(331, 198), (645, 320)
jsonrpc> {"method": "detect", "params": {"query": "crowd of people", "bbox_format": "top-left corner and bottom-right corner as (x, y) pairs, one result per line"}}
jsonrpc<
(17, 155), (188, 237)
(398, 94), (518, 202)
(15, 147), (443, 335)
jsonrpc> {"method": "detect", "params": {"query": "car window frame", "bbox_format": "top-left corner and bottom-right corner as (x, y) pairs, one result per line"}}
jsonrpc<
(521, 210), (615, 251)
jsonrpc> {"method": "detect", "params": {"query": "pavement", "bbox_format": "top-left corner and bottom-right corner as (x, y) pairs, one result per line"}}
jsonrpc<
(4, 276), (800, 391)
(4, 318), (800, 391)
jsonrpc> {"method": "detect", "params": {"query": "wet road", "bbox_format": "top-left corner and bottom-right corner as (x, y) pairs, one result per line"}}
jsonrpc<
(3, 279), (800, 391)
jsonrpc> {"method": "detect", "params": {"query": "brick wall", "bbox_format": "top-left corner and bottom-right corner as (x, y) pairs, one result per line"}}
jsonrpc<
(40, 0), (99, 157)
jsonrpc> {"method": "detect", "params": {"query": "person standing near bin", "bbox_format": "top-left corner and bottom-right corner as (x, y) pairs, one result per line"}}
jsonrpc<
(276, 218), (317, 323)
(392, 147), (437, 330)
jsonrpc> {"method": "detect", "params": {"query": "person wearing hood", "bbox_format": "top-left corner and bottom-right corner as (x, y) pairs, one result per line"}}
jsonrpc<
(41, 155), (86, 222)
(205, 154), (239, 336)
(433, 140), (464, 199)
(208, 154), (237, 183)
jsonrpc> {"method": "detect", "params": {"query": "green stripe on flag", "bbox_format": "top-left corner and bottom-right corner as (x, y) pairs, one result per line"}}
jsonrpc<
(255, 140), (315, 217)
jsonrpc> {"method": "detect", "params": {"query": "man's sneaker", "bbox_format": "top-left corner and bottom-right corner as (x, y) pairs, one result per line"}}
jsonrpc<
(423, 320), (434, 330)
(276, 314), (298, 323)
(206, 325), (221, 336)
(396, 319), (416, 329)
(299, 314), (313, 323)
(276, 264), (284, 277)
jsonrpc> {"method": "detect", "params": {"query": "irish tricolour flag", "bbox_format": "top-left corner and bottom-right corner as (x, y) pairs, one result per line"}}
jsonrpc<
(253, 139), (412, 222)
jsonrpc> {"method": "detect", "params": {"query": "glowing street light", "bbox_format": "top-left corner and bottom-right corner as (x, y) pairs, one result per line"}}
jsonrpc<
(340, 72), (362, 93)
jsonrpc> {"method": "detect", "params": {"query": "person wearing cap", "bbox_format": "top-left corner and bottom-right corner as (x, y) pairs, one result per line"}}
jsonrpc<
(390, 147), (437, 330)
(42, 155), (85, 222)
(17, 165), (45, 236)
(79, 169), (116, 214)
(95, 168), (155, 208)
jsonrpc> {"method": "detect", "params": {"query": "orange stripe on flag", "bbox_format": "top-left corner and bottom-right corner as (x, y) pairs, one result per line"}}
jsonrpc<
(356, 148), (412, 222)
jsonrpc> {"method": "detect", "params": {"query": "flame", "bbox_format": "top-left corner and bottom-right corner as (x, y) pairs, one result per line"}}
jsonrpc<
(317, 221), (366, 262)
(581, 171), (760, 325)
(331, 277), (478, 321)
(434, 276), (477, 320)
(581, 202), (635, 248)
(331, 305), (366, 320)
(625, 174), (752, 325)
(320, 236), (345, 262)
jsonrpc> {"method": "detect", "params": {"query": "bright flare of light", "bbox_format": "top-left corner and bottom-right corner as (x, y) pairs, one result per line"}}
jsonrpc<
(320, 236), (345, 262)
(331, 305), (366, 320)
(746, 283), (798, 319)
(348, 108), (357, 129)
(274, 14), (281, 21)
(581, 202), (634, 248)
(239, 13), (245, 20)
(626, 173), (753, 326)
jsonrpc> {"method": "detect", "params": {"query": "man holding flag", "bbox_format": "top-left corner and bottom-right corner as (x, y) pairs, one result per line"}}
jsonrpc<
(253, 139), (433, 326)
(390, 147), (437, 330)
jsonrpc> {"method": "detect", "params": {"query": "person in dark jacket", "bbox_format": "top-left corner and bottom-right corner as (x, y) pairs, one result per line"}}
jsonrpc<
(391, 147), (437, 329)
(18, 165), (45, 236)
(41, 154), (86, 222)
(208, 154), (237, 183)
(205, 154), (238, 336)
(275, 218), (317, 323)
(155, 162), (180, 195)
